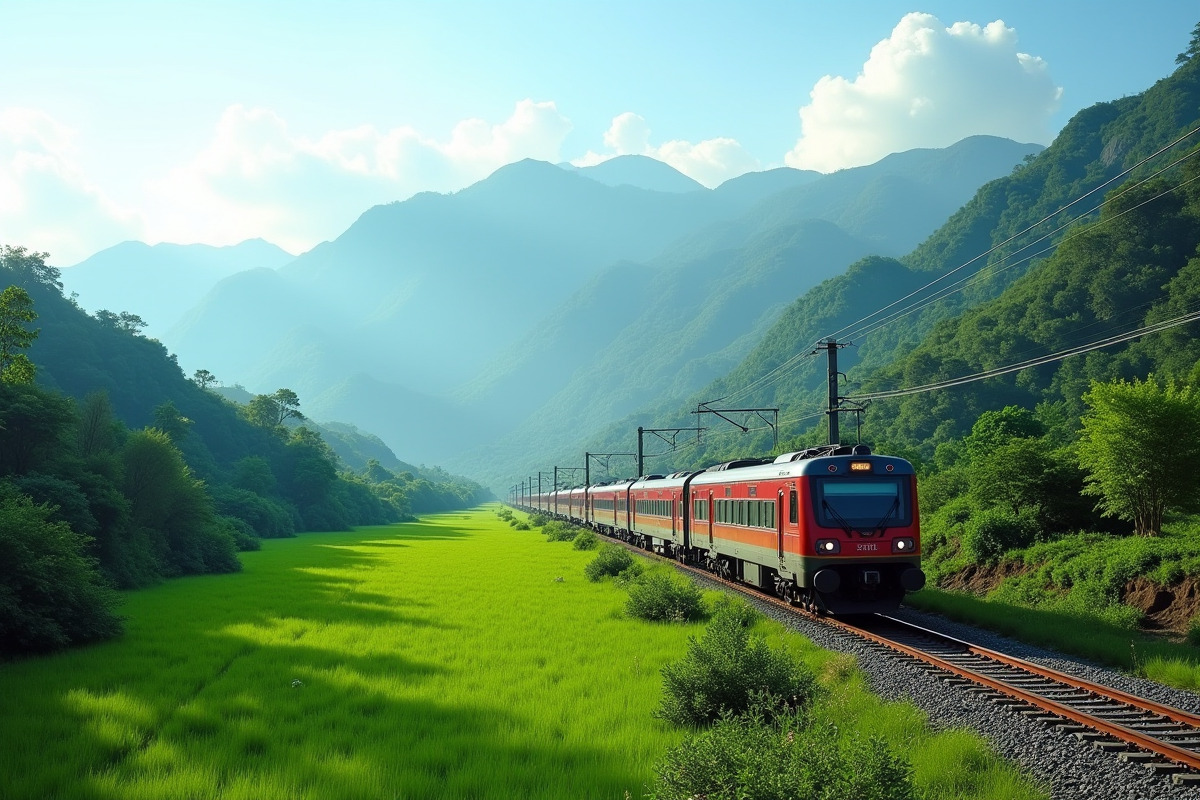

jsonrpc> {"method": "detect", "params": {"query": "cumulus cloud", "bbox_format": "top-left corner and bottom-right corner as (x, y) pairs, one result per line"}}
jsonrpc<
(574, 112), (760, 188)
(0, 108), (144, 265)
(786, 13), (1062, 172)
(146, 99), (574, 253)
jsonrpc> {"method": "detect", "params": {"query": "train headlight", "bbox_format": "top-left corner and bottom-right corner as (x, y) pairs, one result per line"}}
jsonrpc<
(892, 537), (915, 553)
(816, 539), (840, 554)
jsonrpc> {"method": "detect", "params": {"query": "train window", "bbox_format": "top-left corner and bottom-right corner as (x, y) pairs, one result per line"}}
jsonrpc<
(764, 502), (775, 528)
(813, 477), (911, 530)
(749, 501), (760, 527)
(789, 490), (798, 524)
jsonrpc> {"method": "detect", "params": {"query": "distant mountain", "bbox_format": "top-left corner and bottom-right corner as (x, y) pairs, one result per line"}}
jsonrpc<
(566, 155), (706, 193)
(448, 136), (1043, 484)
(60, 239), (294, 338)
(526, 51), (1200, 485)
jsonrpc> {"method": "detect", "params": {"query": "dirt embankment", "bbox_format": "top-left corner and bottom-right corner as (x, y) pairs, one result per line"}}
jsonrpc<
(1121, 576), (1200, 632)
(939, 564), (1200, 634)
(938, 560), (1028, 594)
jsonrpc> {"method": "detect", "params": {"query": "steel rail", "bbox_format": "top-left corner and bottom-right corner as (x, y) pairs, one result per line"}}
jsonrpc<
(548, 515), (1200, 774)
(829, 615), (1200, 772)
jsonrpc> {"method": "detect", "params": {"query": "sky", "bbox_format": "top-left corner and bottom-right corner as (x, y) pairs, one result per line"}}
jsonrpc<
(0, 1), (1194, 265)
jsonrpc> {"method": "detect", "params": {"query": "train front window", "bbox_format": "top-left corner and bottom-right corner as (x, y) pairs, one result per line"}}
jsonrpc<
(813, 478), (911, 531)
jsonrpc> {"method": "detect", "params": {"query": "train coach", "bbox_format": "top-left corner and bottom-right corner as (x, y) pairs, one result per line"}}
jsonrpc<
(535, 444), (924, 614)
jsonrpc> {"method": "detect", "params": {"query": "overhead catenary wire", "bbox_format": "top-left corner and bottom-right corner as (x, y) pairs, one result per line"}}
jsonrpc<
(841, 148), (1200, 344)
(712, 129), (1200, 408)
(820, 124), (1200, 346)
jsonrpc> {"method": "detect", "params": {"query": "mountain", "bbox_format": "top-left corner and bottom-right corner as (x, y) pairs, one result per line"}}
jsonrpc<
(523, 51), (1200, 486)
(163, 159), (740, 400)
(448, 137), (1042, 484)
(566, 155), (707, 193)
(60, 239), (294, 338)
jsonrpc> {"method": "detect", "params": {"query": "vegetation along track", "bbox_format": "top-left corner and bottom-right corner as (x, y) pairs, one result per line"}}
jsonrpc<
(605, 531), (1200, 788)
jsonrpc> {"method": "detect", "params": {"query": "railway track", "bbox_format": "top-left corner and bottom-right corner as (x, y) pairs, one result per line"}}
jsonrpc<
(601, 531), (1200, 787)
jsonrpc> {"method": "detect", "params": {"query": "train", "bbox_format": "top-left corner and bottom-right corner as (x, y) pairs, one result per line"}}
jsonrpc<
(516, 443), (925, 614)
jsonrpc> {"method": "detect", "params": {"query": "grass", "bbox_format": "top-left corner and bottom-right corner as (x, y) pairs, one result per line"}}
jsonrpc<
(0, 508), (694, 799)
(0, 506), (1046, 799)
(906, 587), (1200, 690)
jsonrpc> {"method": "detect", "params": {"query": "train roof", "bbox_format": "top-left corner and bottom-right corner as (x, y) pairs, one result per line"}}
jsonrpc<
(690, 450), (914, 487)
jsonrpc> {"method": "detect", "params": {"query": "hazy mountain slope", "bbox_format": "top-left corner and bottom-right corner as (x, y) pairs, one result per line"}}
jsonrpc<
(164, 159), (740, 400)
(449, 138), (1042, 484)
(566, 154), (707, 193)
(60, 239), (293, 337)
(530, 55), (1200, 485)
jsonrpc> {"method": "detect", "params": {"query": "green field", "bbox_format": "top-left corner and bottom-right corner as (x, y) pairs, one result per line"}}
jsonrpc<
(1, 508), (1043, 799)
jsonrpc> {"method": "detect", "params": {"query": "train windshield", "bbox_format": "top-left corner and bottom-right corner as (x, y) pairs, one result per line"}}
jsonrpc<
(813, 477), (911, 531)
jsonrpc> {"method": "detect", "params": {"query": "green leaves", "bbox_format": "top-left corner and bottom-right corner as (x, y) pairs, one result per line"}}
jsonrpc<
(1078, 377), (1200, 535)
(0, 284), (39, 384)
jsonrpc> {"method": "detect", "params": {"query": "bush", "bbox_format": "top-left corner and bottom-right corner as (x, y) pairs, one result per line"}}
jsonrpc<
(584, 544), (635, 581)
(528, 513), (549, 528)
(496, 508), (514, 521)
(656, 606), (818, 727)
(649, 700), (916, 800)
(544, 521), (579, 542)
(572, 530), (599, 550)
(513, 521), (531, 531)
(962, 507), (1038, 563)
(0, 490), (124, 655)
(626, 572), (705, 623)
(1189, 616), (1200, 647)
(614, 562), (644, 586)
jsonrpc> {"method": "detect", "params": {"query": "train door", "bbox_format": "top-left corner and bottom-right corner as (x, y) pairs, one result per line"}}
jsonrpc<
(707, 492), (714, 546)
(777, 489), (785, 560)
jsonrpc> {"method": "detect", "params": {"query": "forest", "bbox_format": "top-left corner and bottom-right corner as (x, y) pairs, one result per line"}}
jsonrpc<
(0, 247), (489, 656)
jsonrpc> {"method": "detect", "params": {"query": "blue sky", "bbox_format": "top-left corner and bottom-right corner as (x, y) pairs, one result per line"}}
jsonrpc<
(1, 1), (1194, 263)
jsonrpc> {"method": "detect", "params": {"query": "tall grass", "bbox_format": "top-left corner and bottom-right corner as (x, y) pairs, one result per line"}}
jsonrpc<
(0, 509), (695, 799)
(0, 507), (1046, 799)
(906, 588), (1200, 690)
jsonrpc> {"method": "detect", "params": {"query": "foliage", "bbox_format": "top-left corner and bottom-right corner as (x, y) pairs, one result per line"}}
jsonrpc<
(584, 543), (635, 581)
(527, 513), (549, 527)
(543, 520), (580, 542)
(0, 284), (38, 384)
(1077, 378), (1200, 535)
(571, 529), (598, 550)
(656, 606), (818, 727)
(624, 571), (704, 623)
(243, 388), (305, 431)
(649, 701), (916, 800)
(961, 507), (1040, 563)
(0, 488), (123, 655)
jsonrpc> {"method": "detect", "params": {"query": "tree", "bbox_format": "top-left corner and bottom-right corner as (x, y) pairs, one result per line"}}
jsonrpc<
(95, 310), (147, 335)
(1077, 378), (1200, 536)
(0, 245), (61, 292)
(152, 400), (193, 443)
(1177, 21), (1200, 64)
(244, 388), (305, 430)
(192, 369), (218, 389)
(0, 285), (38, 384)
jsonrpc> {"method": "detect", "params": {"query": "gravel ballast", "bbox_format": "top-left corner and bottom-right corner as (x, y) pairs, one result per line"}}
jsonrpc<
(692, 575), (1200, 800)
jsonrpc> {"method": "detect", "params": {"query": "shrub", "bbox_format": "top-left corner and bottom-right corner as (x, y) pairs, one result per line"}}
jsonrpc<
(584, 544), (635, 581)
(572, 530), (599, 550)
(544, 521), (579, 542)
(614, 562), (644, 586)
(1189, 615), (1200, 647)
(626, 572), (705, 623)
(961, 507), (1038, 563)
(656, 606), (818, 727)
(0, 490), (124, 655)
(528, 513), (549, 528)
(649, 700), (916, 800)
(513, 521), (531, 531)
(496, 508), (514, 521)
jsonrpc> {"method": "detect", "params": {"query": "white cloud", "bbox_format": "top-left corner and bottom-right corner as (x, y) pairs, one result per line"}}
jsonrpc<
(145, 100), (574, 254)
(574, 112), (760, 188)
(0, 108), (144, 265)
(786, 13), (1062, 172)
